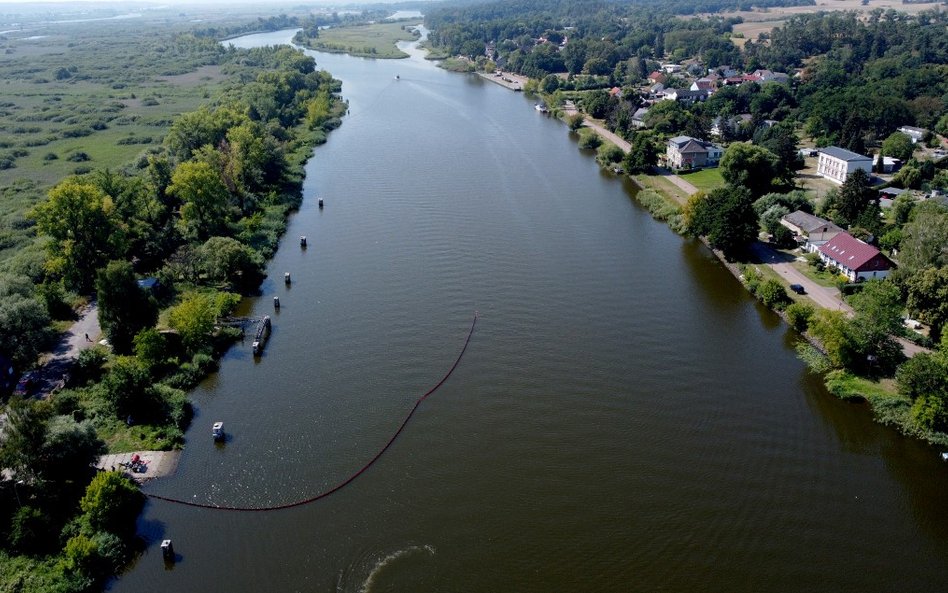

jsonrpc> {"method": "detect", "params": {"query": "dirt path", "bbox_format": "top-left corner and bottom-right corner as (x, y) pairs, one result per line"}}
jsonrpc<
(35, 301), (101, 396)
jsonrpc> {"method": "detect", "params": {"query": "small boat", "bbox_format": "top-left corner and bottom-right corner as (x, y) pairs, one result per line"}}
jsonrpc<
(212, 422), (224, 441)
(318, 198), (324, 209)
(395, 74), (400, 80)
(535, 103), (548, 113)
(300, 235), (307, 247)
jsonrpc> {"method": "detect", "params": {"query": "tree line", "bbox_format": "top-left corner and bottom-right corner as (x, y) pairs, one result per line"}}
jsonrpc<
(0, 41), (343, 592)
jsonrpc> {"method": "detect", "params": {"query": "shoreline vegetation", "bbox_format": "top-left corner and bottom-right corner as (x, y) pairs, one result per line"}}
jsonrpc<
(422, 0), (948, 449)
(293, 19), (422, 59)
(1, 19), (345, 591)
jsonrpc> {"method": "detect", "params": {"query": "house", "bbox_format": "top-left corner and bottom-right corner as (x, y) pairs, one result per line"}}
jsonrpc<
(666, 136), (723, 170)
(898, 126), (928, 144)
(710, 113), (752, 137)
(872, 155), (902, 174)
(818, 233), (894, 282)
(752, 69), (790, 84)
(608, 86), (622, 98)
(690, 77), (716, 92)
(779, 210), (842, 251)
(714, 65), (739, 77)
(631, 107), (649, 129)
(647, 71), (666, 84)
(816, 146), (873, 184)
(648, 82), (665, 96)
(662, 88), (710, 105)
(878, 187), (907, 209)
(661, 63), (682, 74)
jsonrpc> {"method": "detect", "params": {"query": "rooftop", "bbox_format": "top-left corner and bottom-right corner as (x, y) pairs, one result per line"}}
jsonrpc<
(819, 146), (871, 162)
(818, 232), (890, 271)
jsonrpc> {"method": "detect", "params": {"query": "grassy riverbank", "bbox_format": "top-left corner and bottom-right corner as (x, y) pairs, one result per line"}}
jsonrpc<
(294, 20), (421, 59)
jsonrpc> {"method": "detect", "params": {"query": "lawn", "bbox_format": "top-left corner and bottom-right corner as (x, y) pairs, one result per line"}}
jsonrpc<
(297, 20), (422, 59)
(679, 167), (725, 192)
(634, 174), (690, 205)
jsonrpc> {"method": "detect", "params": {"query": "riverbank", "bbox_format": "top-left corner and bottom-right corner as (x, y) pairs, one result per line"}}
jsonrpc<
(476, 70), (528, 91)
(478, 73), (945, 448)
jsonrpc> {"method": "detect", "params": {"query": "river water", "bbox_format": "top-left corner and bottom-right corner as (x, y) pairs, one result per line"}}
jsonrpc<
(112, 30), (948, 593)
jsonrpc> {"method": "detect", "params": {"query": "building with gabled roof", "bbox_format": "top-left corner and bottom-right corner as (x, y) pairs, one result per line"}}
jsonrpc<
(780, 211), (842, 251)
(666, 136), (723, 170)
(818, 232), (894, 282)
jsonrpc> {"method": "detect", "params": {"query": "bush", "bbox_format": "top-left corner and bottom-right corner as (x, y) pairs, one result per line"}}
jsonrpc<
(578, 129), (602, 150)
(756, 279), (792, 310)
(785, 302), (815, 332)
(596, 143), (624, 166)
(43, 152), (58, 161)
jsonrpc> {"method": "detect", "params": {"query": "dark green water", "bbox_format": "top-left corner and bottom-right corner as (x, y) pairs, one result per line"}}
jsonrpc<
(112, 30), (948, 593)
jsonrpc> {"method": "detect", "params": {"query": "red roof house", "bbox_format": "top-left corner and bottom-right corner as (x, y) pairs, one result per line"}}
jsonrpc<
(818, 232), (894, 282)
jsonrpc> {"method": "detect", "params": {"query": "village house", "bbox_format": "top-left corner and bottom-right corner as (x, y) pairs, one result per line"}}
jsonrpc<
(666, 136), (723, 170)
(818, 232), (894, 282)
(661, 88), (710, 105)
(631, 107), (649, 129)
(647, 71), (666, 84)
(816, 146), (873, 184)
(872, 154), (902, 174)
(897, 126), (928, 144)
(779, 210), (842, 251)
(689, 77), (716, 92)
(752, 69), (791, 84)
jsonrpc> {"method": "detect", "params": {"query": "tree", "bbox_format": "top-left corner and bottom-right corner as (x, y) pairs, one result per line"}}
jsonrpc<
(540, 74), (559, 94)
(196, 236), (265, 291)
(623, 132), (657, 174)
(0, 396), (50, 482)
(821, 168), (879, 230)
(31, 178), (126, 292)
(567, 113), (585, 131)
(79, 471), (144, 536)
(880, 131), (914, 162)
(753, 122), (803, 185)
(167, 291), (238, 354)
(719, 143), (779, 197)
(96, 261), (158, 354)
(168, 160), (233, 241)
(0, 293), (52, 369)
(687, 185), (758, 257)
(134, 328), (168, 373)
(898, 201), (948, 270)
(102, 357), (161, 421)
(904, 267), (948, 340)
(897, 351), (948, 433)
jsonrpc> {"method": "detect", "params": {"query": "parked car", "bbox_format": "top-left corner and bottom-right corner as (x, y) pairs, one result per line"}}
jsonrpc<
(789, 284), (806, 295)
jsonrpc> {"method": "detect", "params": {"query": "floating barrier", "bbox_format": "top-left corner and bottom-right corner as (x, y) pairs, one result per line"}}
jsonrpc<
(146, 312), (478, 512)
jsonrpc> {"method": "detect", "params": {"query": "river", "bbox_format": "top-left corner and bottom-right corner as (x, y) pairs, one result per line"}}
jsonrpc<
(111, 29), (948, 593)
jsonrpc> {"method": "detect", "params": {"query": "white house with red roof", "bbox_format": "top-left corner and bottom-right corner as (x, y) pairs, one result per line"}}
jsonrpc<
(818, 232), (894, 282)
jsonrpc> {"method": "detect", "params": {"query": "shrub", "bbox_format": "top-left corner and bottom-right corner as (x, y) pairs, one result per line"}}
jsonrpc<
(785, 302), (815, 332)
(43, 152), (58, 161)
(756, 279), (792, 310)
(577, 129), (602, 150)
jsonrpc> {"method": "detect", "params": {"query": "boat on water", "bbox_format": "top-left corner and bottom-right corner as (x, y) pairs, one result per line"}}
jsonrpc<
(213, 422), (225, 441)
(395, 74), (400, 80)
(535, 103), (548, 113)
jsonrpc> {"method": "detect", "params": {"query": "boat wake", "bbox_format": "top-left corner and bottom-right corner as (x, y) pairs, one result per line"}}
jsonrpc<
(338, 545), (437, 593)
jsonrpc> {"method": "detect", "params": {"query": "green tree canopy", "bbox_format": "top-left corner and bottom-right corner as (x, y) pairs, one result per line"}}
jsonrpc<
(719, 142), (779, 197)
(168, 160), (233, 241)
(96, 261), (158, 354)
(32, 178), (126, 292)
(79, 471), (144, 537)
(880, 131), (914, 162)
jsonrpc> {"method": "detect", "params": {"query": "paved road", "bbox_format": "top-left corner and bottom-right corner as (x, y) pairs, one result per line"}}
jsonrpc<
(750, 242), (851, 312)
(750, 242), (928, 358)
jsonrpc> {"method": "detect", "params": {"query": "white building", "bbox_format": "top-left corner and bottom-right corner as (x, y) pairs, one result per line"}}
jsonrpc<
(816, 147), (872, 184)
(897, 126), (927, 144)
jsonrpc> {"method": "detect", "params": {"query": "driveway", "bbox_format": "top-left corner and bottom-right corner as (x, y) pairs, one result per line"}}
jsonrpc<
(750, 242), (927, 358)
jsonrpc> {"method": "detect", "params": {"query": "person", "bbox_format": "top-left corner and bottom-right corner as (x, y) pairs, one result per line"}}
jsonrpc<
(85, 333), (91, 342)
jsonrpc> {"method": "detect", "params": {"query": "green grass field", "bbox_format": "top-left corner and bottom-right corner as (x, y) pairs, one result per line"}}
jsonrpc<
(298, 20), (421, 59)
(679, 167), (726, 191)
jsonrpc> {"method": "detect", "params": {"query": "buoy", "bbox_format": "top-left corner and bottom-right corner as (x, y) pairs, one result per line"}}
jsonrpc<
(273, 296), (280, 309)
(161, 539), (174, 561)
(300, 236), (307, 248)
(318, 198), (324, 209)
(284, 272), (291, 284)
